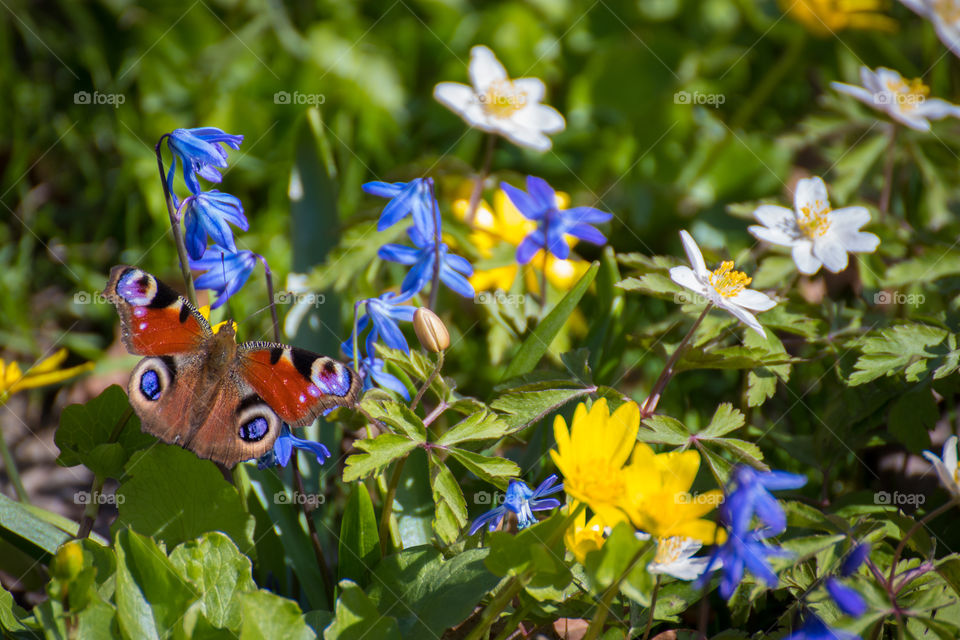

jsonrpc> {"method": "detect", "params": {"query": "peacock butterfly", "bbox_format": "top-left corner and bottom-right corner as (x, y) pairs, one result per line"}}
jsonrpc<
(105, 265), (361, 467)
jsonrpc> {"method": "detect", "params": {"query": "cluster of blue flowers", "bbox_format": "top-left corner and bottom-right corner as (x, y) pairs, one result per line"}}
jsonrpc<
(345, 177), (475, 398)
(468, 475), (563, 535)
(163, 127), (258, 309)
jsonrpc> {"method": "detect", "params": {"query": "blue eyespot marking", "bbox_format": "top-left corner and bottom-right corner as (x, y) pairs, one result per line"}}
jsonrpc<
(239, 416), (270, 442)
(140, 369), (162, 401)
(117, 269), (156, 306)
(312, 361), (352, 396)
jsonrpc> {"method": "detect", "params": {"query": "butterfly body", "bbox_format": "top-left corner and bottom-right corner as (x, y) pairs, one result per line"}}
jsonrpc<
(106, 265), (360, 467)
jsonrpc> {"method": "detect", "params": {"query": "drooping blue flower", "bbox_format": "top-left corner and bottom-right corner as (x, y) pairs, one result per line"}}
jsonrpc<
(840, 543), (870, 577)
(378, 224), (474, 299)
(501, 176), (613, 264)
(190, 245), (258, 309)
(468, 475), (564, 536)
(701, 529), (793, 599)
(166, 127), (244, 196)
(257, 424), (331, 469)
(342, 340), (410, 400)
(363, 177), (436, 237)
(181, 190), (249, 260)
(783, 613), (859, 640)
(721, 466), (807, 538)
(825, 577), (868, 617)
(356, 292), (417, 355)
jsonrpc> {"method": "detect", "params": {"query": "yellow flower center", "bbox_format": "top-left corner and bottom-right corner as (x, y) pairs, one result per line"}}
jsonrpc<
(708, 261), (752, 298)
(935, 0), (960, 24)
(798, 200), (832, 238)
(884, 77), (930, 113)
(568, 461), (626, 505)
(482, 79), (528, 118)
(653, 537), (685, 565)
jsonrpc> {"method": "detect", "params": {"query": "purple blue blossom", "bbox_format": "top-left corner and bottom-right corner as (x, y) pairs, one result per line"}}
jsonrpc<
(181, 190), (248, 260)
(190, 245), (258, 309)
(363, 177), (436, 237)
(378, 224), (474, 299)
(783, 613), (859, 640)
(257, 424), (331, 469)
(166, 127), (243, 196)
(468, 475), (563, 535)
(721, 466), (807, 538)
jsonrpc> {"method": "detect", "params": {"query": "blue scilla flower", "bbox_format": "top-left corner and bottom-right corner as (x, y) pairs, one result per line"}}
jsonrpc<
(501, 176), (613, 264)
(721, 466), (807, 538)
(342, 340), (410, 400)
(378, 224), (474, 299)
(840, 543), (870, 577)
(190, 245), (258, 309)
(363, 177), (436, 237)
(356, 292), (416, 355)
(784, 613), (859, 640)
(166, 127), (244, 196)
(825, 577), (867, 617)
(702, 529), (793, 599)
(257, 424), (331, 469)
(468, 475), (564, 536)
(181, 190), (249, 260)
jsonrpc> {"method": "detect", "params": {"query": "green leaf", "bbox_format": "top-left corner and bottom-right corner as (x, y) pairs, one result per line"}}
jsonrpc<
(849, 324), (951, 386)
(55, 385), (153, 479)
(359, 398), (427, 441)
(115, 529), (196, 640)
(434, 410), (512, 447)
(378, 346), (450, 401)
(366, 547), (498, 638)
(491, 382), (595, 432)
(238, 590), (314, 640)
(503, 262), (599, 379)
(0, 492), (72, 561)
(637, 415), (689, 446)
(169, 532), (257, 631)
(445, 448), (520, 488)
(0, 584), (29, 632)
(325, 580), (401, 640)
(338, 483), (380, 588)
(343, 434), (419, 483)
(391, 449), (434, 549)
(485, 515), (571, 600)
(885, 250), (960, 287)
(113, 445), (255, 554)
(430, 460), (468, 544)
(889, 388), (936, 453)
(699, 403), (745, 438)
(583, 523), (654, 606)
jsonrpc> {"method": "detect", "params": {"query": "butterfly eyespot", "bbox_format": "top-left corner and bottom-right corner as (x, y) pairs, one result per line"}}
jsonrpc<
(116, 269), (157, 306)
(239, 416), (270, 442)
(310, 359), (352, 396)
(139, 369), (162, 401)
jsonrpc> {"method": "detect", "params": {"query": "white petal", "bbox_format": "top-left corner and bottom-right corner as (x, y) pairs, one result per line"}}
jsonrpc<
(836, 230), (880, 254)
(719, 301), (765, 337)
(933, 22), (960, 57)
(676, 538), (703, 558)
(792, 241), (822, 275)
(890, 110), (932, 131)
(794, 176), (831, 214)
(749, 225), (796, 246)
(924, 452), (960, 499)
(648, 557), (712, 581)
(499, 122), (553, 151)
(915, 98), (960, 121)
(469, 45), (508, 92)
(509, 103), (565, 134)
(753, 204), (795, 228)
(730, 288), (776, 311)
(512, 77), (545, 105)
(679, 230), (707, 277)
(813, 237), (850, 273)
(669, 265), (708, 299)
(859, 66), (880, 91)
(831, 82), (877, 108)
(433, 82), (478, 117)
(828, 206), (871, 232)
(944, 435), (958, 474)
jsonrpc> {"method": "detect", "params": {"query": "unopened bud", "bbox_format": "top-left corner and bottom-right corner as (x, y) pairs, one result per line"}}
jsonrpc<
(413, 308), (449, 353)
(51, 540), (85, 581)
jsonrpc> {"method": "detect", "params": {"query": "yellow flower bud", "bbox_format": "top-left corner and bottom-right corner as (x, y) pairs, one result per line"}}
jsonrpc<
(51, 540), (85, 581)
(413, 308), (450, 353)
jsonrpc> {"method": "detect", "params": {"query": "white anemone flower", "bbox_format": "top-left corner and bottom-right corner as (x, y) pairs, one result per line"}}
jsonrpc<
(831, 66), (960, 131)
(669, 230), (776, 338)
(899, 0), (960, 59)
(647, 537), (716, 580)
(922, 435), (960, 500)
(748, 177), (880, 275)
(433, 45), (565, 152)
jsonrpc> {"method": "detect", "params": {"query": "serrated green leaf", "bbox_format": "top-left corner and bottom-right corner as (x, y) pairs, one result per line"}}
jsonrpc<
(239, 590), (314, 640)
(699, 403), (745, 438)
(325, 580), (401, 640)
(343, 434), (419, 483)
(445, 448), (519, 488)
(849, 324), (950, 386)
(430, 460), (467, 544)
(491, 382), (594, 432)
(434, 410), (511, 447)
(638, 415), (689, 445)
(359, 398), (426, 441)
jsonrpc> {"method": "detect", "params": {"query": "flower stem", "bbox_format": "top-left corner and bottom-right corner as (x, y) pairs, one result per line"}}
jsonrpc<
(76, 407), (133, 537)
(491, 597), (532, 640)
(886, 498), (956, 589)
(465, 135), (496, 226)
(155, 135), (197, 307)
(641, 575), (662, 640)
(378, 456), (408, 556)
(257, 255), (281, 342)
(292, 453), (335, 609)
(641, 304), (712, 417)
(582, 545), (649, 640)
(879, 124), (899, 216)
(0, 399), (28, 503)
(410, 351), (444, 412)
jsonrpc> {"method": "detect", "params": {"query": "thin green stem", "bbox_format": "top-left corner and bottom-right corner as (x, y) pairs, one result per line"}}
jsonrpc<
(378, 456), (407, 556)
(465, 134), (496, 226)
(641, 575), (662, 640)
(582, 546), (649, 640)
(292, 453), (335, 609)
(879, 124), (899, 216)
(410, 351), (444, 412)
(491, 597), (532, 640)
(155, 135), (197, 306)
(0, 398), (28, 503)
(257, 255), (281, 342)
(886, 498), (957, 589)
(641, 304), (712, 417)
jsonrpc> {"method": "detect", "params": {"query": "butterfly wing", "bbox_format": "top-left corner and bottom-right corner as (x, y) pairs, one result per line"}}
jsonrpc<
(237, 342), (361, 427)
(106, 265), (212, 355)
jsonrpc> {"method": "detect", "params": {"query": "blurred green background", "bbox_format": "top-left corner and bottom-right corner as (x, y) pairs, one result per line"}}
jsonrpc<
(1, 0), (954, 361)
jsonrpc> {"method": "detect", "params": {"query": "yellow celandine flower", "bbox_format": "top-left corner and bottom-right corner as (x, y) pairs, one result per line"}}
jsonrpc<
(198, 304), (237, 335)
(617, 443), (726, 545)
(452, 189), (590, 293)
(551, 399), (639, 522)
(0, 349), (93, 400)
(781, 0), (896, 35)
(563, 502), (610, 564)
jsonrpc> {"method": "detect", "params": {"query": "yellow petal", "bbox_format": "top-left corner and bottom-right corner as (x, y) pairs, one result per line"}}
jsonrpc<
(9, 362), (94, 393)
(32, 349), (69, 374)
